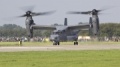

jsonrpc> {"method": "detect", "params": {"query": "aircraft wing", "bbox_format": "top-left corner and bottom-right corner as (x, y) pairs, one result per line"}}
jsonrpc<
(32, 25), (56, 30)
(67, 24), (90, 30)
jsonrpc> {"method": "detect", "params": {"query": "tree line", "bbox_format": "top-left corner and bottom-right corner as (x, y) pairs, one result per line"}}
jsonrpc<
(0, 24), (52, 37)
(0, 23), (120, 37)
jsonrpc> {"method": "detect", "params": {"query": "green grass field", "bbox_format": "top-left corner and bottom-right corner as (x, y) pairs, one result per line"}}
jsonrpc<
(1, 41), (120, 46)
(0, 50), (120, 67)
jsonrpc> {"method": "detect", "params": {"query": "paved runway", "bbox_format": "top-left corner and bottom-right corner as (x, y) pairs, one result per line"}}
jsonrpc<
(0, 45), (120, 52)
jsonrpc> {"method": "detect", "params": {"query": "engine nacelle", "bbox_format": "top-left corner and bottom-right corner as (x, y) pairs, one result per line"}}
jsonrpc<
(89, 17), (100, 36)
(89, 17), (93, 36)
(25, 20), (35, 38)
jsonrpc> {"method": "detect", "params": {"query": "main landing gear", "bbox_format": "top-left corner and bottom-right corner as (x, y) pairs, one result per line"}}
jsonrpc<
(74, 41), (78, 45)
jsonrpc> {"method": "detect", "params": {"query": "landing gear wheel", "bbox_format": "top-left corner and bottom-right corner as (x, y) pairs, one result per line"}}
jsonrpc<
(74, 41), (78, 45)
(76, 42), (78, 45)
(58, 42), (60, 45)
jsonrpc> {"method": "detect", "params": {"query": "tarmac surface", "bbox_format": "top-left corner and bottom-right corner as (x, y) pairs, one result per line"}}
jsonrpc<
(0, 45), (120, 52)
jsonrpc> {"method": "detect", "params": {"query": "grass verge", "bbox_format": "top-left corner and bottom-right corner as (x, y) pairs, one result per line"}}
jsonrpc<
(0, 50), (120, 67)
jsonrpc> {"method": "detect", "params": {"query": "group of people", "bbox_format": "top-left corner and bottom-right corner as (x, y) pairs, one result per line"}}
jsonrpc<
(0, 36), (44, 42)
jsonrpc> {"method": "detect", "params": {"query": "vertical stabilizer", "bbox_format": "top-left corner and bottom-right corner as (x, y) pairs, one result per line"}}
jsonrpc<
(64, 18), (68, 26)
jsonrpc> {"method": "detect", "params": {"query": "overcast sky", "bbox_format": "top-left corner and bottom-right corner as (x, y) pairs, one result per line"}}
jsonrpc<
(0, 0), (120, 27)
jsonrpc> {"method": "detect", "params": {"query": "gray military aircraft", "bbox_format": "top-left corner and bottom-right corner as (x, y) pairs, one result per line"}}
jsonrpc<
(68, 9), (105, 37)
(13, 6), (91, 45)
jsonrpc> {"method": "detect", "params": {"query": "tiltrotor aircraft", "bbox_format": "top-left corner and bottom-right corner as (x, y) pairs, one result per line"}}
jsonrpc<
(13, 6), (91, 45)
(18, 10), (90, 45)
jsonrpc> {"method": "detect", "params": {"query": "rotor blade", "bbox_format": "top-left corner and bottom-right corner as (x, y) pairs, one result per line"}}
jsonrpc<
(2, 14), (27, 21)
(67, 11), (91, 15)
(98, 12), (111, 15)
(17, 14), (27, 17)
(96, 6), (115, 12)
(96, 8), (107, 12)
(31, 10), (56, 16)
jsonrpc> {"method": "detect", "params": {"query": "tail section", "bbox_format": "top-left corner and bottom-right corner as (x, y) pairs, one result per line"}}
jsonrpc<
(64, 18), (68, 26)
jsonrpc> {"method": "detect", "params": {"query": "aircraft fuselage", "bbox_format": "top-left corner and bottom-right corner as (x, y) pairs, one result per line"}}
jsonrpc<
(50, 26), (79, 42)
